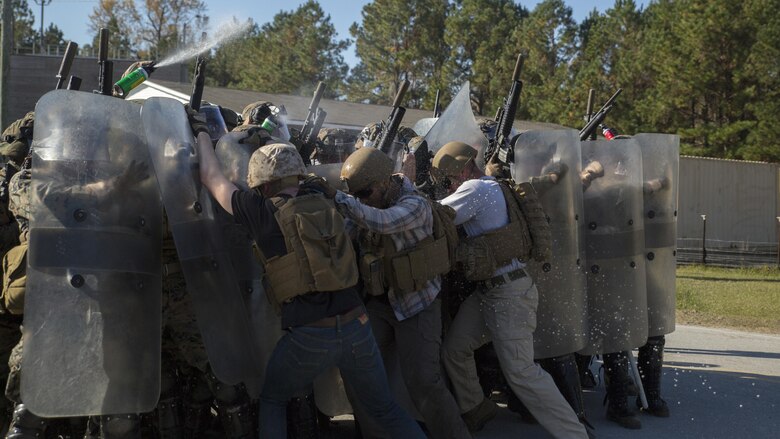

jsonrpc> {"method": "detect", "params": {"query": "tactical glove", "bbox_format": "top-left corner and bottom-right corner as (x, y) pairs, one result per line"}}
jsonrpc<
(185, 105), (209, 137)
(238, 126), (272, 147)
(301, 174), (337, 199)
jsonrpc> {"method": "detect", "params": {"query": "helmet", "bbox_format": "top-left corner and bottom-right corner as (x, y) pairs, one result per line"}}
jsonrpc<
(396, 126), (417, 146)
(241, 101), (274, 124)
(355, 122), (383, 149)
(219, 106), (241, 131)
(315, 128), (356, 163)
(475, 117), (498, 143)
(247, 143), (306, 188)
(340, 147), (393, 194)
(432, 141), (477, 179)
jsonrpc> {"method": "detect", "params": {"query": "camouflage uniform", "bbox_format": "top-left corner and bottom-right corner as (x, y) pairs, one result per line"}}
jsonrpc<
(0, 114), (33, 435)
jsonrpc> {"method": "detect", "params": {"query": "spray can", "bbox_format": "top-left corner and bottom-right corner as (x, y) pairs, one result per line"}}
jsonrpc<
(601, 124), (617, 140)
(113, 62), (157, 98)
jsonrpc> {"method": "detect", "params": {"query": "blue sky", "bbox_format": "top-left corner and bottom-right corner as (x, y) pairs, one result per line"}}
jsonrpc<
(36, 0), (646, 66)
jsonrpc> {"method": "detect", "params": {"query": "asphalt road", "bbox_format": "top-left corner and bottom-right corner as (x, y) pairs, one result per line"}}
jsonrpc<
(327, 324), (780, 438)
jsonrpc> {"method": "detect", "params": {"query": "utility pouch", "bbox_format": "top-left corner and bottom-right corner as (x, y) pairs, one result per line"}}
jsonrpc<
(359, 253), (385, 296)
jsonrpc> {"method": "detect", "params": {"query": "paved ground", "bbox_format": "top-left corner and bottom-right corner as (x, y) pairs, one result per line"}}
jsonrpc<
(326, 324), (780, 438)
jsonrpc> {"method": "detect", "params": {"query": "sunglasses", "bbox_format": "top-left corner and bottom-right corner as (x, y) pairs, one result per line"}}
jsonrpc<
(353, 187), (374, 199)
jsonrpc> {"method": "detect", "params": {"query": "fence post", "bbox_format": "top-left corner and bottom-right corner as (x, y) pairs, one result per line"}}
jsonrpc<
(776, 217), (780, 268)
(700, 214), (707, 265)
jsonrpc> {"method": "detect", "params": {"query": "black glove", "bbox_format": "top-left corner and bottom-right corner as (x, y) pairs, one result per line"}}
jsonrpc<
(301, 174), (337, 199)
(185, 104), (209, 137)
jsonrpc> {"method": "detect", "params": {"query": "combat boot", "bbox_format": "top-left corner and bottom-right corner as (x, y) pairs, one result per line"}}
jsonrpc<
(461, 397), (498, 433)
(638, 336), (670, 417)
(206, 370), (255, 438)
(6, 404), (47, 439)
(603, 352), (641, 430)
(540, 354), (596, 439)
(575, 353), (596, 389)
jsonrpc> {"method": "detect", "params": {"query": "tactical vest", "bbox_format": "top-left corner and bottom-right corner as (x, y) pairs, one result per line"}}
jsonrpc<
(255, 193), (358, 306)
(455, 180), (551, 281)
(358, 199), (455, 296)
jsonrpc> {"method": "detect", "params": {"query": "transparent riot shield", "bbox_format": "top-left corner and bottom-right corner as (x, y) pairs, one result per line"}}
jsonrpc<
(307, 163), (346, 190)
(424, 82), (488, 160)
(412, 117), (438, 137)
(510, 129), (588, 359)
(23, 90), (163, 417)
(214, 133), (282, 396)
(635, 133), (679, 337)
(141, 97), (262, 385)
(579, 138), (648, 355)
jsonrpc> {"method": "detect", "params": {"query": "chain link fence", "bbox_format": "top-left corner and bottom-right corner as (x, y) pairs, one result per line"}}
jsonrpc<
(677, 238), (779, 268)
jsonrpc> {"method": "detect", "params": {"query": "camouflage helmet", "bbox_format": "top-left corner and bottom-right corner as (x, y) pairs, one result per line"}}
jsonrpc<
(475, 117), (498, 143)
(432, 141), (478, 179)
(247, 143), (306, 188)
(340, 147), (393, 194)
(317, 128), (356, 146)
(241, 101), (274, 125)
(396, 125), (418, 146)
(0, 112), (35, 167)
(354, 122), (383, 149)
(220, 106), (241, 131)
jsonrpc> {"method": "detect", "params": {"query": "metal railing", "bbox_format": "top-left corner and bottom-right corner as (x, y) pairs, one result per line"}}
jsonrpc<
(14, 44), (133, 60)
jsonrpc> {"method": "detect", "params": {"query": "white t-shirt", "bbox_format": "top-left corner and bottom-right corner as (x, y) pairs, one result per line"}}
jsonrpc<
(440, 176), (524, 276)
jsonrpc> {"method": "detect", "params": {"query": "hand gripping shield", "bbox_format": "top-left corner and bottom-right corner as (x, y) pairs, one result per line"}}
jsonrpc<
(579, 138), (648, 355)
(423, 82), (488, 167)
(510, 129), (588, 359)
(23, 90), (163, 416)
(636, 133), (679, 337)
(142, 97), (262, 385)
(214, 132), (283, 395)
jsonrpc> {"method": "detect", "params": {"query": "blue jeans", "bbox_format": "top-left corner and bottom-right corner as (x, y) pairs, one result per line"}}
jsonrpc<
(259, 311), (425, 439)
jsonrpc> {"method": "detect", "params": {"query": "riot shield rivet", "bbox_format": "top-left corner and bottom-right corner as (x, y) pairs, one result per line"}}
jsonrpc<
(674, 210), (678, 217)
(211, 259), (218, 269)
(630, 261), (637, 268)
(138, 217), (146, 227)
(628, 219), (634, 226)
(648, 210), (655, 219)
(575, 214), (579, 221)
(137, 282), (144, 289)
(673, 250), (677, 256)
(193, 202), (202, 213)
(576, 258), (581, 266)
(590, 265), (600, 274)
(589, 222), (597, 230)
(545, 215), (551, 224)
(647, 252), (655, 260)
(73, 209), (86, 222)
(542, 263), (552, 272)
(247, 287), (253, 294)
(70, 274), (85, 288)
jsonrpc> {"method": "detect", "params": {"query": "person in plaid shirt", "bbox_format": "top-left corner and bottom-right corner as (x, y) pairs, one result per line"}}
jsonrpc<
(309, 146), (470, 439)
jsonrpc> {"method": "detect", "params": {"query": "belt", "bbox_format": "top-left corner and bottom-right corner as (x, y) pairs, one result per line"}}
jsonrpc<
(306, 306), (366, 328)
(479, 268), (527, 290)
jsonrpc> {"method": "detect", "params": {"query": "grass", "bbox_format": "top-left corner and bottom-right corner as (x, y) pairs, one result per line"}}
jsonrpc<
(676, 265), (780, 334)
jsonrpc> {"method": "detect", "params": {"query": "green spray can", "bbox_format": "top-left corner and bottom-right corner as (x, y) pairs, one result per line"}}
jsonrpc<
(113, 62), (157, 98)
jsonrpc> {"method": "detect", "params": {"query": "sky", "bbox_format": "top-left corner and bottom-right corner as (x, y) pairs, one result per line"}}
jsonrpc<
(34, 0), (647, 67)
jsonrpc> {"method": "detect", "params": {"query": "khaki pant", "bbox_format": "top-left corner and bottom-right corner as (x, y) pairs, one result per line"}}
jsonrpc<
(442, 276), (587, 439)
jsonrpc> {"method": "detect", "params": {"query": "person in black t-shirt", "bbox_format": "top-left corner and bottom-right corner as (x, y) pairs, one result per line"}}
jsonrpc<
(188, 108), (424, 439)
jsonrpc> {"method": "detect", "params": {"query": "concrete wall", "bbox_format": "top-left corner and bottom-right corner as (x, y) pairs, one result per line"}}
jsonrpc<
(4, 54), (184, 126)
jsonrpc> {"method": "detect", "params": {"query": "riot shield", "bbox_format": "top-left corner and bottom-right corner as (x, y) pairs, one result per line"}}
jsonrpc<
(635, 133), (679, 337)
(579, 138), (648, 355)
(214, 133), (282, 396)
(424, 82), (488, 160)
(510, 129), (588, 359)
(23, 90), (162, 417)
(141, 97), (262, 385)
(412, 117), (438, 137)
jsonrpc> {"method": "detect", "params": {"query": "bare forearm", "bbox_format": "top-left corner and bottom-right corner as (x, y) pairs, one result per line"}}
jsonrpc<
(196, 131), (237, 214)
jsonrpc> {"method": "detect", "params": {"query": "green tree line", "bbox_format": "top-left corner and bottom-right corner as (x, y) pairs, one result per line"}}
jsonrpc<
(91, 0), (780, 162)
